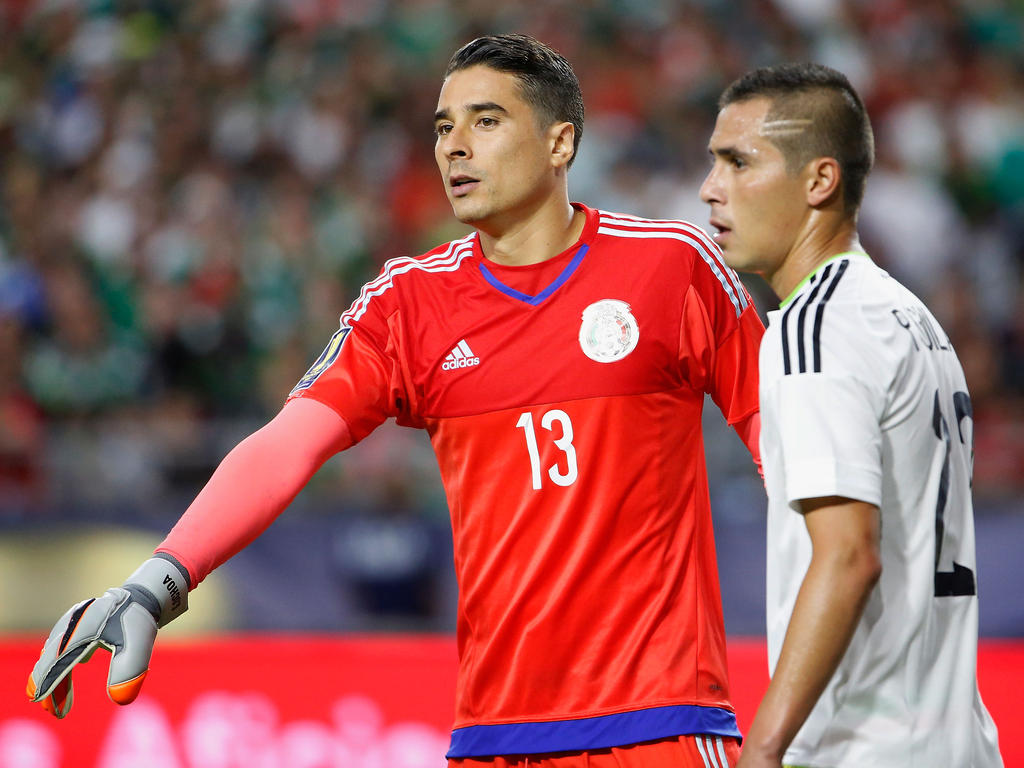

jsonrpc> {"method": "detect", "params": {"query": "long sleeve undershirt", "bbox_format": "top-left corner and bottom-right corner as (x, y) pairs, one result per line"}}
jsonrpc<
(156, 397), (352, 586)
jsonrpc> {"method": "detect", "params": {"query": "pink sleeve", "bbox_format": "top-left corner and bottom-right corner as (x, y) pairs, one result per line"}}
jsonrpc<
(155, 397), (353, 586)
(732, 409), (763, 479)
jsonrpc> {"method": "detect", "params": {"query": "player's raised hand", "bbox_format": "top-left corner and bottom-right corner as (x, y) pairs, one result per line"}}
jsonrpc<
(27, 556), (190, 718)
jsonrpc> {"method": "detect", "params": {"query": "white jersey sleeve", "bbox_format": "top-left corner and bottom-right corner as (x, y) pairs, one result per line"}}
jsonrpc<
(758, 253), (1003, 768)
(762, 274), (885, 509)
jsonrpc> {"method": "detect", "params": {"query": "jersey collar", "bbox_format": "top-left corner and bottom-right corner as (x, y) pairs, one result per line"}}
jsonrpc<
(474, 203), (598, 306)
(779, 251), (870, 308)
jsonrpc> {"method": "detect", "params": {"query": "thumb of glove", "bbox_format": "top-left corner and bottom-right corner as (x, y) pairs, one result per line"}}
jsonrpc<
(27, 588), (141, 717)
(26, 595), (102, 718)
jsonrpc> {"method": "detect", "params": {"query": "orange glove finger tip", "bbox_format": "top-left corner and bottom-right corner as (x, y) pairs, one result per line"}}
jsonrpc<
(40, 676), (72, 717)
(29, 679), (65, 718)
(108, 670), (148, 705)
(27, 674), (68, 718)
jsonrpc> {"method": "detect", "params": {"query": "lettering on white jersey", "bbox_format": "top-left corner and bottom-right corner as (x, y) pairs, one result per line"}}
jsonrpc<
(892, 304), (953, 353)
(779, 258), (849, 375)
(578, 299), (639, 363)
(596, 211), (749, 318)
(441, 339), (480, 370)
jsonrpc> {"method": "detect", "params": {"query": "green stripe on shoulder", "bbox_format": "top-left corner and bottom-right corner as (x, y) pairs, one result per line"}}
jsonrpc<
(779, 250), (870, 308)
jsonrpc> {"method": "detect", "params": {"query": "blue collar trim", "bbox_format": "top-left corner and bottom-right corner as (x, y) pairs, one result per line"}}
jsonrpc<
(478, 244), (589, 305)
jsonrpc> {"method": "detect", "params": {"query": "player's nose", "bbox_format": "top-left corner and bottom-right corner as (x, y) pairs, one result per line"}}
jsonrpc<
(441, 125), (471, 161)
(699, 166), (722, 205)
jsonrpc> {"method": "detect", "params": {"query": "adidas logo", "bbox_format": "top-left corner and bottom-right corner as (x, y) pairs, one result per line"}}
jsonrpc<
(442, 339), (480, 370)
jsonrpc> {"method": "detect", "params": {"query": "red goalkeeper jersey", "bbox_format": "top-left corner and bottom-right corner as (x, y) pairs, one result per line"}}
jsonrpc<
(288, 204), (763, 757)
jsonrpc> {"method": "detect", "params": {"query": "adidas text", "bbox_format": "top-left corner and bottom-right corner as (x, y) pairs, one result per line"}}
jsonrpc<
(442, 339), (480, 370)
(442, 356), (480, 370)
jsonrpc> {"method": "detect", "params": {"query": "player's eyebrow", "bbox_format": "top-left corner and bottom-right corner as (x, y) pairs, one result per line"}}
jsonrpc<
(434, 102), (510, 124)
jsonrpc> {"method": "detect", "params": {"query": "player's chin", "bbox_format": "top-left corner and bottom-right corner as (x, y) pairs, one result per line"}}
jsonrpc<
(449, 201), (487, 225)
(715, 239), (744, 269)
(717, 237), (754, 271)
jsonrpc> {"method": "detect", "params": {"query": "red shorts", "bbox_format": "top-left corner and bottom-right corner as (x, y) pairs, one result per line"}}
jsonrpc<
(448, 735), (741, 768)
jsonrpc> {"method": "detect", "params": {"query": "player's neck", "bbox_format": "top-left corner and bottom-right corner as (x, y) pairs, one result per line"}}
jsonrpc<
(769, 217), (863, 302)
(477, 198), (584, 267)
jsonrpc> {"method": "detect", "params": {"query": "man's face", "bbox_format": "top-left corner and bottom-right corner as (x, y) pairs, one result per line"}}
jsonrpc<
(700, 97), (809, 279)
(434, 65), (563, 229)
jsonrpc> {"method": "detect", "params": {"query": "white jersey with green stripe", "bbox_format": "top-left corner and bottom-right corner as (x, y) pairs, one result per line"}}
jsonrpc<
(759, 252), (1003, 767)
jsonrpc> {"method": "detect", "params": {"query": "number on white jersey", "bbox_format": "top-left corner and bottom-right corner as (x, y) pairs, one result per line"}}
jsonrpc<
(932, 389), (976, 597)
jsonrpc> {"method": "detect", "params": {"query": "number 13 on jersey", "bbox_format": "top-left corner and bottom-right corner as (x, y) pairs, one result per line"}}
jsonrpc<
(516, 410), (579, 490)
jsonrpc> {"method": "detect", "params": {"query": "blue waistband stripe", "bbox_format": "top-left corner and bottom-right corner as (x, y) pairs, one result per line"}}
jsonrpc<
(446, 703), (740, 758)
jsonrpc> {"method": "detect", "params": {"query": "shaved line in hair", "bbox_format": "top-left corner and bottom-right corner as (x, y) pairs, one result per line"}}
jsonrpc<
(759, 118), (813, 138)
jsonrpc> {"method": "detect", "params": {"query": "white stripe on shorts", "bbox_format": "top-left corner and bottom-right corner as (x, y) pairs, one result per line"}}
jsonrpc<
(714, 736), (730, 768)
(695, 735), (721, 768)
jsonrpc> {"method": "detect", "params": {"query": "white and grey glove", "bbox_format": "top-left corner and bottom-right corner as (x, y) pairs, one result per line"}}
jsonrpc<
(27, 555), (190, 718)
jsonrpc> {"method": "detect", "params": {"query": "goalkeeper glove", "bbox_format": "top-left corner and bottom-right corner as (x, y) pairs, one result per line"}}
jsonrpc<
(27, 555), (190, 718)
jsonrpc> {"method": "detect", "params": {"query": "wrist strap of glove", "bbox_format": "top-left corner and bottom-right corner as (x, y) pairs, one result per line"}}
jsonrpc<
(124, 555), (190, 628)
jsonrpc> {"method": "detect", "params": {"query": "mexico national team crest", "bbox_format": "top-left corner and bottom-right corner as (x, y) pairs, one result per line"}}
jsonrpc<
(579, 299), (640, 363)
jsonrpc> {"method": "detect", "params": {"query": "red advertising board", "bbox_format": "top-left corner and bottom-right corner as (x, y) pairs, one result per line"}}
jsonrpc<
(1, 637), (1018, 766)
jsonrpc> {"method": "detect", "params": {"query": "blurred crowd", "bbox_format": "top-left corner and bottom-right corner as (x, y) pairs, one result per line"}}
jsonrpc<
(0, 0), (1022, 529)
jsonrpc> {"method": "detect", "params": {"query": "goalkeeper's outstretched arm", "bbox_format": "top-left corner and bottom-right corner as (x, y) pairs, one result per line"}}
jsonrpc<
(28, 397), (352, 717)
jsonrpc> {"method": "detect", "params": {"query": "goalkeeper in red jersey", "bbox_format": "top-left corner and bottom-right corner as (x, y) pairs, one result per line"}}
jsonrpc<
(30, 34), (764, 768)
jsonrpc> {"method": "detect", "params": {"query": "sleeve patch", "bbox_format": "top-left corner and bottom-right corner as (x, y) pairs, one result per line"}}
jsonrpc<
(290, 326), (351, 395)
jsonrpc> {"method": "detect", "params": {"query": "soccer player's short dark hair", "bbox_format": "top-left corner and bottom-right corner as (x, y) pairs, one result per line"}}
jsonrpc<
(445, 34), (585, 168)
(720, 62), (875, 214)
